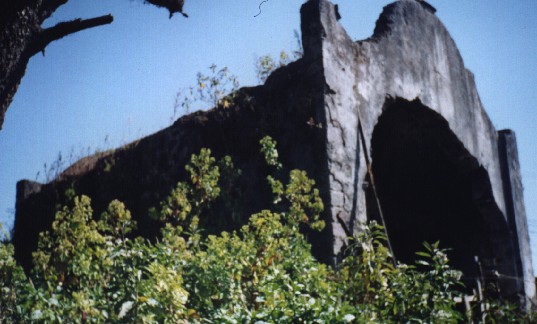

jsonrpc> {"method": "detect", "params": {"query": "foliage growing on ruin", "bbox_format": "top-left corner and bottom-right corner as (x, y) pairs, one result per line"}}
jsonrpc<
(172, 64), (240, 120)
(172, 32), (303, 121)
(255, 30), (303, 84)
(0, 138), (532, 322)
(255, 51), (292, 84)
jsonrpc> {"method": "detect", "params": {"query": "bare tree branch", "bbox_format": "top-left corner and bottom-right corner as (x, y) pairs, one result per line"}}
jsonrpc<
(0, 0), (188, 130)
(29, 15), (114, 57)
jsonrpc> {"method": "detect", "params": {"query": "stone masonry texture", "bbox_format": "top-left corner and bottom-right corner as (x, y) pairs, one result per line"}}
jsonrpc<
(13, 0), (535, 307)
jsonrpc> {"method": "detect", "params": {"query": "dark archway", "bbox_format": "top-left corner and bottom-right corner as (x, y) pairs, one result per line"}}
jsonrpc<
(367, 97), (518, 297)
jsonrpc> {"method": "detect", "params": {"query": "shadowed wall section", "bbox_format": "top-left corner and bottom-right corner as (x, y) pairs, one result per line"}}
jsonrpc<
(368, 97), (517, 296)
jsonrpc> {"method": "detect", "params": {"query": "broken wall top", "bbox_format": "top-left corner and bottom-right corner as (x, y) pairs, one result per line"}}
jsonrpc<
(300, 0), (533, 303)
(300, 0), (506, 223)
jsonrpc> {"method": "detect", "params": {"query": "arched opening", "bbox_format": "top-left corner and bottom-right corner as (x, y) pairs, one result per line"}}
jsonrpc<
(367, 97), (517, 296)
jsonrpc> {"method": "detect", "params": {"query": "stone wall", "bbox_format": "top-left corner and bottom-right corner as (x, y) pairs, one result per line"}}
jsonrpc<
(14, 0), (534, 307)
(301, 0), (534, 305)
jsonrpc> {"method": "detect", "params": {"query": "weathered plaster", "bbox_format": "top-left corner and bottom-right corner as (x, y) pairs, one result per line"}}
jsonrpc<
(14, 0), (534, 306)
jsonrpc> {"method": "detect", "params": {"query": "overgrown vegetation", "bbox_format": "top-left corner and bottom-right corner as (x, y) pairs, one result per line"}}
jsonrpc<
(173, 33), (302, 121)
(172, 64), (240, 121)
(34, 41), (302, 185)
(1, 136), (530, 322)
(255, 30), (302, 84)
(36, 141), (114, 183)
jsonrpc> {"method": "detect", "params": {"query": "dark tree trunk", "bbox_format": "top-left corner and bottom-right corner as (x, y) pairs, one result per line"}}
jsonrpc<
(0, 0), (112, 130)
(0, 0), (187, 130)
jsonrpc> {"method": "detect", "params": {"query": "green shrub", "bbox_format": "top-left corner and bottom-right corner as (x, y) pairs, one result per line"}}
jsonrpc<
(0, 137), (530, 322)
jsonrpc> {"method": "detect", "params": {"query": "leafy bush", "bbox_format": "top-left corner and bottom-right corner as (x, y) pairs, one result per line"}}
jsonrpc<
(0, 225), (27, 322)
(0, 137), (530, 322)
(172, 64), (240, 120)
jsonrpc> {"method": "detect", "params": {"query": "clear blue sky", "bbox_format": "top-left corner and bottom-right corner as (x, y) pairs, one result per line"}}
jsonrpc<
(1, 0), (536, 268)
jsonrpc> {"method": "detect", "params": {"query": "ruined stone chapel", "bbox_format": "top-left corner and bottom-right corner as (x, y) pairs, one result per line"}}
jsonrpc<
(14, 0), (535, 307)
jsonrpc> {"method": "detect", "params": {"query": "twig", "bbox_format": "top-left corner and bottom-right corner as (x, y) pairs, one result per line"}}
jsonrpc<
(254, 0), (269, 17)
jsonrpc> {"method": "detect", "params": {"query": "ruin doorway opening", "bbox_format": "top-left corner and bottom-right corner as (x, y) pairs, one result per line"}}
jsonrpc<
(366, 97), (515, 293)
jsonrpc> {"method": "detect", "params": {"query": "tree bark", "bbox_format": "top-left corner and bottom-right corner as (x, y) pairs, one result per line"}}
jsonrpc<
(0, 0), (186, 130)
(0, 0), (112, 130)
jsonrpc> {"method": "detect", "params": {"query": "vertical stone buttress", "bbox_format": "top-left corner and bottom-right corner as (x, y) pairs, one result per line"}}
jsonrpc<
(301, 0), (364, 261)
(499, 130), (536, 308)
